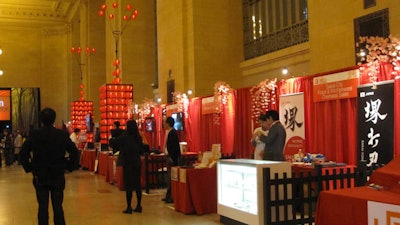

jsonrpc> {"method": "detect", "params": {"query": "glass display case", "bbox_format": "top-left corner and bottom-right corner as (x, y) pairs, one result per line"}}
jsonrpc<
(217, 159), (291, 225)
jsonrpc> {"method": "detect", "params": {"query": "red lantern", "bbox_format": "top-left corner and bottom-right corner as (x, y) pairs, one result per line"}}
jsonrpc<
(112, 2), (118, 8)
(115, 68), (120, 76)
(85, 47), (90, 54)
(113, 59), (120, 66)
(126, 4), (132, 11)
(109, 14), (115, 19)
(123, 15), (128, 21)
(91, 48), (96, 53)
(131, 14), (136, 20)
(77, 47), (82, 53)
(80, 83), (84, 89)
(101, 4), (107, 10)
(71, 47), (75, 53)
(98, 10), (104, 16)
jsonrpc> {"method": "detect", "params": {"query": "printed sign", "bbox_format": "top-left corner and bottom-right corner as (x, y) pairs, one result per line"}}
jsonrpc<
(313, 69), (359, 102)
(358, 81), (394, 167)
(201, 96), (219, 115)
(368, 201), (400, 225)
(0, 89), (11, 121)
(279, 93), (305, 161)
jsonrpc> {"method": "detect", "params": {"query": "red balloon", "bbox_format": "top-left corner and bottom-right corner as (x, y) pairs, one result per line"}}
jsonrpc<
(101, 4), (107, 10)
(126, 4), (132, 11)
(98, 10), (104, 16)
(109, 14), (114, 19)
(112, 2), (118, 8)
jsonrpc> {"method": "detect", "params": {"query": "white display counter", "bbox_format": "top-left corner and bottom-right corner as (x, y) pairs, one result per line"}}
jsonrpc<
(217, 159), (292, 225)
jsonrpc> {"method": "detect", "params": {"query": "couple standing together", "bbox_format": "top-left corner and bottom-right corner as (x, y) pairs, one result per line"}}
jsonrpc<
(251, 110), (286, 161)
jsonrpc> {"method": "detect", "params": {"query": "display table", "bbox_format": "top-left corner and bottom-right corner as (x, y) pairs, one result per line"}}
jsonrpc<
(315, 186), (400, 225)
(218, 159), (292, 225)
(368, 157), (400, 194)
(171, 166), (217, 215)
(80, 150), (96, 171)
(97, 151), (109, 176)
(104, 155), (124, 190)
(291, 163), (356, 190)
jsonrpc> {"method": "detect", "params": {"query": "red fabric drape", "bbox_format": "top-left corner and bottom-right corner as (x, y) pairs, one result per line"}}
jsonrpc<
(143, 62), (399, 165)
(185, 98), (202, 152)
(233, 88), (254, 158)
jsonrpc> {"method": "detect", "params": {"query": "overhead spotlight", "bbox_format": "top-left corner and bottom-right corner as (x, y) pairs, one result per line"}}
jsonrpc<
(187, 89), (192, 95)
(282, 67), (289, 75)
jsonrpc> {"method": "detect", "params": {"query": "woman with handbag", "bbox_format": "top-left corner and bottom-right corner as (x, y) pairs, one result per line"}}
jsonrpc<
(110, 120), (145, 214)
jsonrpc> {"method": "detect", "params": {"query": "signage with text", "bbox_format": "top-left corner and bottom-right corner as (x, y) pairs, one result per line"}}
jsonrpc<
(313, 69), (359, 102)
(0, 89), (11, 121)
(201, 96), (218, 115)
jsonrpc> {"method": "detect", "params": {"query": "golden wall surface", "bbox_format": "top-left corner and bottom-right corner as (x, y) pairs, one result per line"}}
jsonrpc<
(0, 0), (400, 128)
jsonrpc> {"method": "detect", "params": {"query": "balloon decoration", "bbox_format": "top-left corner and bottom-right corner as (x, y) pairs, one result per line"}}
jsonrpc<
(98, 2), (139, 84)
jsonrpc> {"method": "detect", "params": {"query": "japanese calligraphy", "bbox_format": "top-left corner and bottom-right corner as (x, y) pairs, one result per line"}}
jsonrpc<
(284, 106), (303, 131)
(364, 99), (387, 124)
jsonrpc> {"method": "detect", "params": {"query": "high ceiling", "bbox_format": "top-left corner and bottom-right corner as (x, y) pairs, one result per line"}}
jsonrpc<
(0, 0), (79, 26)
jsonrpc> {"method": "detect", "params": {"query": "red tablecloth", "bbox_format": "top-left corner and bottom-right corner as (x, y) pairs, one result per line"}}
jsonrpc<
(368, 156), (400, 194)
(172, 166), (217, 215)
(315, 186), (400, 225)
(97, 152), (109, 176)
(80, 150), (96, 171)
(291, 164), (356, 189)
(104, 155), (124, 190)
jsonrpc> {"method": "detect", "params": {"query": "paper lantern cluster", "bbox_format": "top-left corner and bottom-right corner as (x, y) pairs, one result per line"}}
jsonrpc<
(70, 101), (94, 143)
(99, 84), (133, 145)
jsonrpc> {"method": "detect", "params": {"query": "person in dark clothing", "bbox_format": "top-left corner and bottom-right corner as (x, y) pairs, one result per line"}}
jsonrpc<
(162, 117), (181, 203)
(110, 120), (144, 214)
(2, 129), (13, 166)
(20, 108), (79, 225)
(110, 121), (124, 154)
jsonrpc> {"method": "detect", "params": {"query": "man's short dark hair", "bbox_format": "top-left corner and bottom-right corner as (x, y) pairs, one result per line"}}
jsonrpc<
(265, 110), (279, 121)
(114, 121), (120, 127)
(73, 128), (81, 133)
(258, 114), (267, 121)
(166, 117), (175, 127)
(40, 108), (56, 126)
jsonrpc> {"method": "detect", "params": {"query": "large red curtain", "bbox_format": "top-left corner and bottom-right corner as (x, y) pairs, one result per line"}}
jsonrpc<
(143, 62), (399, 165)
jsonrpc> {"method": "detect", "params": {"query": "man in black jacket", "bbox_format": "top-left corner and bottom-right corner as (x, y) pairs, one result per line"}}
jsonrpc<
(162, 116), (181, 203)
(20, 108), (79, 225)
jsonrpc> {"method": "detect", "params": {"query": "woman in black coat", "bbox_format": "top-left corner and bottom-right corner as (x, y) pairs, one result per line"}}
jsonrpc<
(110, 120), (144, 214)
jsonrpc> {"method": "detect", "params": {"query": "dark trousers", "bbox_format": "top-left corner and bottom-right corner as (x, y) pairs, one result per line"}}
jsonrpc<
(33, 175), (66, 225)
(5, 148), (13, 165)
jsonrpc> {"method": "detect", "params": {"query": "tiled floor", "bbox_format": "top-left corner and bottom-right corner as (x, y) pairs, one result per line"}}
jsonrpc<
(0, 165), (222, 225)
